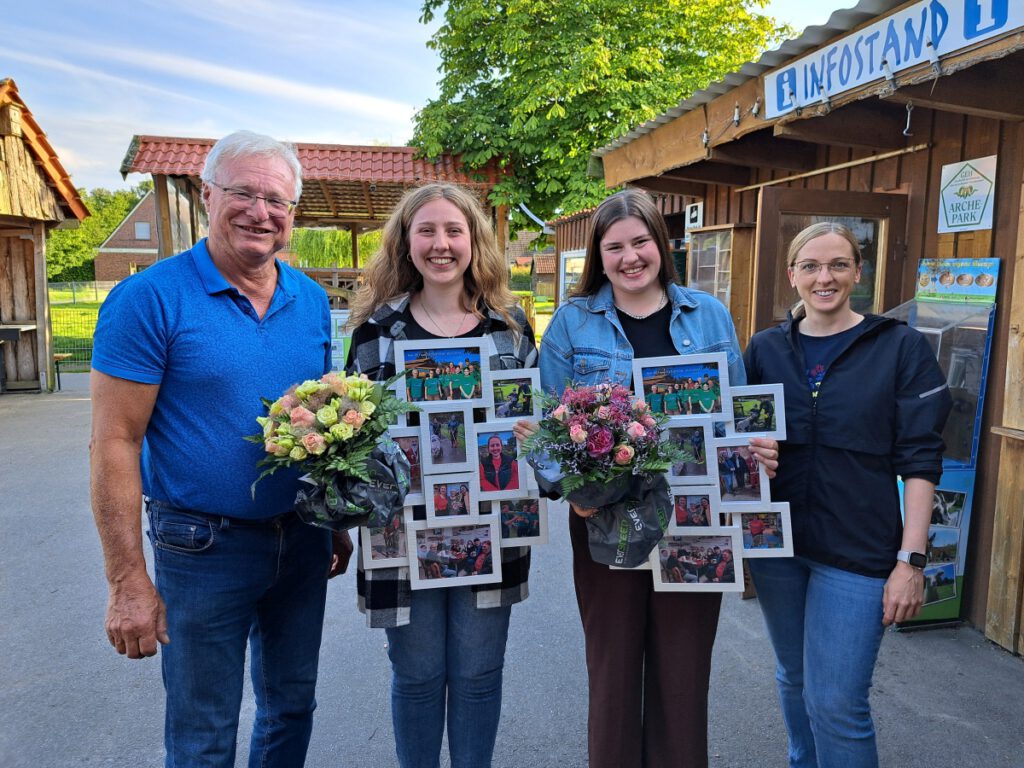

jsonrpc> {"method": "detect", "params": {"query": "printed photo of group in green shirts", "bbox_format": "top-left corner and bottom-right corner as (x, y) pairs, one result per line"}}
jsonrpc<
(634, 353), (728, 417)
(396, 341), (485, 404)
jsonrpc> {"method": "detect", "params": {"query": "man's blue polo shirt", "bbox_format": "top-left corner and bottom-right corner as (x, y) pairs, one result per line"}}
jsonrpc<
(92, 239), (331, 519)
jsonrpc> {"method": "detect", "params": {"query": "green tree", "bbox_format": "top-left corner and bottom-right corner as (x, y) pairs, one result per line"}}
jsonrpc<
(289, 228), (384, 268)
(46, 186), (147, 280)
(415, 0), (789, 219)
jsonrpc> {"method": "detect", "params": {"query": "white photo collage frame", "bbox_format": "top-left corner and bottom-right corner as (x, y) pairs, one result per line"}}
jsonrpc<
(631, 353), (792, 592)
(359, 338), (547, 587)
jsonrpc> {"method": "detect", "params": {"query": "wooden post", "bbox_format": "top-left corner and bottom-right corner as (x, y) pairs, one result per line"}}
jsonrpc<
(985, 172), (1024, 654)
(152, 174), (174, 259)
(351, 226), (359, 270)
(495, 205), (508, 261)
(32, 223), (52, 391)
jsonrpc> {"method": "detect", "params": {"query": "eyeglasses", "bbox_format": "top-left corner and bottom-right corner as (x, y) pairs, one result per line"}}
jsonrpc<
(209, 182), (297, 216)
(791, 259), (856, 276)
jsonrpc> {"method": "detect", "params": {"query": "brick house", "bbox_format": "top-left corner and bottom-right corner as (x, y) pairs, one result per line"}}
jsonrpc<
(94, 191), (160, 281)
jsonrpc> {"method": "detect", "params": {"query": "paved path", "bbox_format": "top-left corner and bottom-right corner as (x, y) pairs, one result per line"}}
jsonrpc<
(2, 375), (1023, 766)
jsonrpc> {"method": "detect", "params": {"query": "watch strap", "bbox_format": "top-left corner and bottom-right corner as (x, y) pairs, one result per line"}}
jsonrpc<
(897, 550), (927, 568)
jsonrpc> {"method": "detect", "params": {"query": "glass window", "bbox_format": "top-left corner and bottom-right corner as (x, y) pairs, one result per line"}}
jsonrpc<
(135, 222), (151, 240)
(772, 214), (884, 319)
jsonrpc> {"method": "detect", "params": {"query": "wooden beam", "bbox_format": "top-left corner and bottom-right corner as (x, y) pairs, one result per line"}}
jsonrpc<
(773, 102), (910, 150)
(736, 143), (929, 193)
(152, 174), (175, 259)
(709, 135), (817, 172)
(986, 153), (1024, 653)
(350, 226), (359, 270)
(661, 162), (751, 187)
(883, 60), (1024, 121)
(627, 177), (708, 198)
(32, 222), (53, 391)
(362, 182), (376, 220)
(318, 180), (338, 217)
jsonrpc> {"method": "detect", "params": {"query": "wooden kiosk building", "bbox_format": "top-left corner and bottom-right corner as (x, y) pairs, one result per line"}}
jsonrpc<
(556, 0), (1024, 651)
(0, 79), (88, 392)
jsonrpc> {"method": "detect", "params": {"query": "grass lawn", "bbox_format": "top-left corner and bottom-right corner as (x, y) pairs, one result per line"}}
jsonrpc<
(49, 285), (114, 304)
(51, 302), (101, 371)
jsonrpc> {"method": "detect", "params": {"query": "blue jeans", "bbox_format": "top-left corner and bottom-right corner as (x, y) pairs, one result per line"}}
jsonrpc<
(147, 500), (331, 768)
(748, 557), (886, 768)
(385, 586), (512, 768)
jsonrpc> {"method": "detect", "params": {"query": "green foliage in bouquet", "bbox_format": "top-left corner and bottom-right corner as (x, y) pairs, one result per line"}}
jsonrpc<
(523, 382), (684, 497)
(246, 371), (419, 495)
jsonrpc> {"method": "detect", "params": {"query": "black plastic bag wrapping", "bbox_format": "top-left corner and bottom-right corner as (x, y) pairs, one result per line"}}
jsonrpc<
(528, 453), (670, 568)
(293, 437), (411, 532)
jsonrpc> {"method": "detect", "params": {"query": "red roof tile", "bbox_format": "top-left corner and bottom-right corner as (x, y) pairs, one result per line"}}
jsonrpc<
(121, 135), (501, 185)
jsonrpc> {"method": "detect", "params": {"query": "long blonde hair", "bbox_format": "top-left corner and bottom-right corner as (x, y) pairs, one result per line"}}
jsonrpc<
(348, 183), (519, 332)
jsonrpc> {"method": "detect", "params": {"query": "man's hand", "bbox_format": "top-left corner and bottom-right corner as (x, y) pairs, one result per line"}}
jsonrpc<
(105, 572), (169, 659)
(882, 560), (924, 625)
(328, 529), (354, 578)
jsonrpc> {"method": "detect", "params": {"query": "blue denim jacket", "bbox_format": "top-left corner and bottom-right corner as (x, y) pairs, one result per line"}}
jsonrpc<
(539, 281), (746, 394)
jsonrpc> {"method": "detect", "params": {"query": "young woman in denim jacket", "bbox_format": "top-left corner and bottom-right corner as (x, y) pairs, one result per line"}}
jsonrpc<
(539, 189), (778, 768)
(346, 182), (537, 768)
(743, 222), (951, 768)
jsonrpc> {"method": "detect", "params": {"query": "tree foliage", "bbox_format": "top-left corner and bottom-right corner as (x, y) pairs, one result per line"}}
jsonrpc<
(289, 228), (384, 269)
(415, 0), (789, 220)
(46, 184), (150, 280)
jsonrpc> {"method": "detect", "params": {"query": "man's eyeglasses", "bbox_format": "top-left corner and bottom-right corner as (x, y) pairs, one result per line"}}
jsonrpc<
(209, 182), (297, 216)
(792, 259), (856, 276)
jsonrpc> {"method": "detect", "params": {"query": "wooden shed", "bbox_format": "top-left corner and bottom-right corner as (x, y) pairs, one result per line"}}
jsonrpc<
(0, 79), (88, 392)
(592, 0), (1024, 651)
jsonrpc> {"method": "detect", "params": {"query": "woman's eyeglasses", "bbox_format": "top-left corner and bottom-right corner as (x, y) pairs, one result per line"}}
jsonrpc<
(792, 259), (856, 276)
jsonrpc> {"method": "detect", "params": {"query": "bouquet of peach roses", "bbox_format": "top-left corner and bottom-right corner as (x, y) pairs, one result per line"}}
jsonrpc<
(247, 372), (419, 531)
(524, 382), (679, 566)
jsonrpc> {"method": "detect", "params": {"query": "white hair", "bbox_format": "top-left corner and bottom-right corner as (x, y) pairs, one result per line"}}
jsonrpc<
(200, 130), (303, 199)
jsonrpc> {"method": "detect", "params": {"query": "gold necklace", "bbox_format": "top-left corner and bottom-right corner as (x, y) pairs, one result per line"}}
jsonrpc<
(419, 298), (470, 339)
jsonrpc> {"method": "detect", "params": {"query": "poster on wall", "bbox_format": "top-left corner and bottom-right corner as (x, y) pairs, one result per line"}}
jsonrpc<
(898, 468), (977, 625)
(937, 156), (997, 234)
(916, 258), (999, 304)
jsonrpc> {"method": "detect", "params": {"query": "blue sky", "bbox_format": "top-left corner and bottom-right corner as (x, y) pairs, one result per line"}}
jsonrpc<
(2, 0), (834, 193)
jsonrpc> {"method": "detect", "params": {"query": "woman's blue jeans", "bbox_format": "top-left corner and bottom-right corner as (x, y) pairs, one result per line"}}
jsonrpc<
(385, 586), (512, 768)
(147, 500), (331, 768)
(748, 556), (886, 768)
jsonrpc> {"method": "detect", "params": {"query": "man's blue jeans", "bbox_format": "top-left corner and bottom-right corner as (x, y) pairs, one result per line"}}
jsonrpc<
(384, 586), (512, 768)
(748, 556), (886, 768)
(147, 500), (331, 768)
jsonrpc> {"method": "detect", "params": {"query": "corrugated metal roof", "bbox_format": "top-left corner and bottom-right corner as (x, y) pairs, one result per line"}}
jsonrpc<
(593, 0), (906, 157)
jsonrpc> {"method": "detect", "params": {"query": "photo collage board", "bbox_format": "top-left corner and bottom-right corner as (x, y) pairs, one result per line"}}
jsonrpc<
(630, 353), (793, 592)
(359, 337), (548, 590)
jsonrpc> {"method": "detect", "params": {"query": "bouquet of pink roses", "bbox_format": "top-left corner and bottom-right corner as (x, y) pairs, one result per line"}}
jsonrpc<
(524, 382), (681, 567)
(247, 371), (420, 530)
(524, 382), (681, 500)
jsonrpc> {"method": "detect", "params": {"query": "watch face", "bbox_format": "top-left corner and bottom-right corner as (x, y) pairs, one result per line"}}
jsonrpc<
(907, 551), (927, 568)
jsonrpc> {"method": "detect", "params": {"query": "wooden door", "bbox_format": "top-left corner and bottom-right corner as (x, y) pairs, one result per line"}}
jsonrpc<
(751, 188), (909, 333)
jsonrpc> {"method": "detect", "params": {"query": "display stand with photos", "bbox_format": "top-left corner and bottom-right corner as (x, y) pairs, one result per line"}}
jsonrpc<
(887, 258), (999, 627)
(629, 353), (794, 591)
(357, 337), (547, 589)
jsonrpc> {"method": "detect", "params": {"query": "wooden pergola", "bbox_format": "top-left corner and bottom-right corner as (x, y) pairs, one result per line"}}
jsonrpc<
(121, 136), (506, 304)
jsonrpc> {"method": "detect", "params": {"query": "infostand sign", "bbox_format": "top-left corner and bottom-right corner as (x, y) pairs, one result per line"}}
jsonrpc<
(889, 258), (999, 627)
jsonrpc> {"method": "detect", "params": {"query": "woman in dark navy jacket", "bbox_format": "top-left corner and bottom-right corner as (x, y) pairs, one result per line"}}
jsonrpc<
(743, 222), (951, 768)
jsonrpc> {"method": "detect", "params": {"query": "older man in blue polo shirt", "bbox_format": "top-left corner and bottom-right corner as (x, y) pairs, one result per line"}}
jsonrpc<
(90, 131), (347, 767)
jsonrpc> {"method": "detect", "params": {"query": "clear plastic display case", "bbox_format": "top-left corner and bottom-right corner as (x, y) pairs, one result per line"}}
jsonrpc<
(884, 300), (995, 467)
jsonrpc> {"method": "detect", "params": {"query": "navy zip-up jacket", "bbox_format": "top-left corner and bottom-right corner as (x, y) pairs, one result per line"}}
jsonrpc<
(744, 313), (952, 578)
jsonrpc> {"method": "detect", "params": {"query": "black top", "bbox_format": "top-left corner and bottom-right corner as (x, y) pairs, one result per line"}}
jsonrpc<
(616, 301), (675, 359)
(797, 320), (865, 397)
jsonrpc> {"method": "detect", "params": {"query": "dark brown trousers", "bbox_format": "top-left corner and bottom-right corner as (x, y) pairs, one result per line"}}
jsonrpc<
(570, 511), (722, 768)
